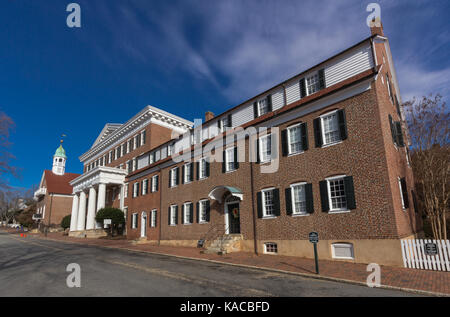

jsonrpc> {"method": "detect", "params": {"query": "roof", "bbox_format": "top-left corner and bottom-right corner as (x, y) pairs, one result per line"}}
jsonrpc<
(54, 144), (67, 159)
(44, 170), (80, 195)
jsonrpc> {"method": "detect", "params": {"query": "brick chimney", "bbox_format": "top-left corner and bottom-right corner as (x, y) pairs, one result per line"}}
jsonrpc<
(370, 20), (384, 36)
(205, 111), (214, 121)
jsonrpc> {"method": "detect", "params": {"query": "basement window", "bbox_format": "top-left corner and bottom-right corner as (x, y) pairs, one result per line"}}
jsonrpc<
(331, 243), (354, 259)
(264, 242), (278, 254)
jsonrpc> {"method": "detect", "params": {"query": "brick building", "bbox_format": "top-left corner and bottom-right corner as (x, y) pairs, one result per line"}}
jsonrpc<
(34, 142), (80, 227)
(69, 24), (422, 266)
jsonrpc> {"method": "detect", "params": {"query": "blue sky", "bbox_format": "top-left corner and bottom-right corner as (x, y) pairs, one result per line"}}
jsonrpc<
(1, 0), (449, 190)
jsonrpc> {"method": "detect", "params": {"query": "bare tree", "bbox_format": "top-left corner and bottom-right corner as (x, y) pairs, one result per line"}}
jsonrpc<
(403, 94), (449, 240)
(0, 190), (22, 223)
(0, 111), (18, 189)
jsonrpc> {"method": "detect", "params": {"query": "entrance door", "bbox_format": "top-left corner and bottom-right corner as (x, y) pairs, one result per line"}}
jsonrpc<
(226, 203), (240, 234)
(141, 212), (147, 238)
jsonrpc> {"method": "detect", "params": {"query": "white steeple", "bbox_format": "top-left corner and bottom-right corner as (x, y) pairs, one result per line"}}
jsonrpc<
(52, 140), (67, 175)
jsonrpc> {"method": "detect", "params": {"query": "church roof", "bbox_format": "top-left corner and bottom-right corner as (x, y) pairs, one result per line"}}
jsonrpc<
(43, 170), (80, 195)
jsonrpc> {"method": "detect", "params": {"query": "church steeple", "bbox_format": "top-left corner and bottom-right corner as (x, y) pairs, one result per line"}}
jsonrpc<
(52, 138), (67, 175)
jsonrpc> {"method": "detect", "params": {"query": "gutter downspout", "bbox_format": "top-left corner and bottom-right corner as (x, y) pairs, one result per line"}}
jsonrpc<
(250, 160), (258, 255)
(158, 166), (162, 246)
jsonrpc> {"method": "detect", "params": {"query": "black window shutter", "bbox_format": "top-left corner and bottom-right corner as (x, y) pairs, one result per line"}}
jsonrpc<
(189, 204), (193, 223)
(169, 170), (172, 187)
(395, 97), (401, 117)
(318, 68), (326, 90)
(136, 182), (139, 197)
(176, 168), (180, 185)
(227, 114), (232, 127)
(150, 177), (153, 193)
(181, 204), (185, 224)
(196, 202), (199, 223)
(395, 122), (405, 147)
(196, 162), (200, 180)
(142, 130), (146, 145)
(344, 176), (356, 210)
(181, 165), (185, 184)
(168, 207), (171, 225)
(281, 129), (288, 156)
(217, 119), (222, 131)
(234, 146), (239, 169)
(400, 178), (409, 208)
(285, 188), (292, 215)
(206, 160), (210, 177)
(222, 150), (226, 173)
(273, 188), (280, 216)
(313, 118), (323, 148)
(389, 115), (396, 145)
(256, 192), (263, 218)
(301, 122), (308, 151)
(190, 163), (194, 181)
(267, 95), (273, 112)
(154, 210), (157, 227)
(305, 183), (314, 214)
(206, 201), (210, 222)
(253, 102), (258, 118)
(319, 180), (329, 212)
(300, 78), (307, 98)
(155, 175), (159, 191)
(337, 109), (347, 140)
(175, 206), (178, 224)
(256, 139), (260, 163)
(137, 134), (141, 147)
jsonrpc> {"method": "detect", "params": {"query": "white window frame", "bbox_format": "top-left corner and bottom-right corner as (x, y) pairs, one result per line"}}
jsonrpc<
(133, 183), (139, 198)
(184, 163), (193, 184)
(219, 117), (229, 132)
(142, 179), (148, 195)
(320, 110), (342, 147)
(225, 147), (236, 173)
(199, 158), (208, 179)
(257, 98), (269, 116)
(331, 243), (354, 260)
(151, 209), (157, 227)
(326, 175), (349, 213)
(398, 177), (406, 210)
(132, 213), (138, 229)
(183, 202), (193, 225)
(261, 187), (276, 218)
(140, 130), (145, 146)
(170, 205), (177, 226)
(170, 167), (178, 188)
(287, 123), (303, 155)
(199, 199), (208, 224)
(290, 182), (308, 216)
(151, 175), (158, 192)
(306, 71), (320, 96)
(264, 242), (278, 254)
(259, 134), (272, 163)
(132, 158), (137, 172)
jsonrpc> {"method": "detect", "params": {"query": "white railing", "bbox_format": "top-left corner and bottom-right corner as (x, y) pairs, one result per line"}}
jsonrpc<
(34, 187), (46, 197)
(401, 239), (450, 272)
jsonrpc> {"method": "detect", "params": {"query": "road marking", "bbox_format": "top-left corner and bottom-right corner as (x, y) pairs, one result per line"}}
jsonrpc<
(106, 259), (275, 297)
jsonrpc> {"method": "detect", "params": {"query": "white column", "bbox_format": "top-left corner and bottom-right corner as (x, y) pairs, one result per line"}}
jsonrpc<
(86, 186), (97, 230)
(96, 183), (106, 229)
(120, 184), (125, 211)
(76, 191), (87, 231)
(69, 194), (79, 232)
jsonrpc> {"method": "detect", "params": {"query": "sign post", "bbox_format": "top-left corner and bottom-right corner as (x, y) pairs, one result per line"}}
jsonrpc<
(309, 232), (319, 274)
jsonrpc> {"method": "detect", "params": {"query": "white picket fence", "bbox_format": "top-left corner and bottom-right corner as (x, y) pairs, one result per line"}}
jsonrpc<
(401, 239), (450, 271)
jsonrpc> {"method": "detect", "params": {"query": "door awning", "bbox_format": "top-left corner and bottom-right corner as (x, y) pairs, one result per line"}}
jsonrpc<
(208, 186), (243, 203)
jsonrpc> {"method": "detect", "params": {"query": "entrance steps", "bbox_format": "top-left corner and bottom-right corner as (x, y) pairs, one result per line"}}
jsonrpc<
(202, 234), (243, 255)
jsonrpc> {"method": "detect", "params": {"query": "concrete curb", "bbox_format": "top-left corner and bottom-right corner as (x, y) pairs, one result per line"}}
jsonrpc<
(19, 232), (450, 297)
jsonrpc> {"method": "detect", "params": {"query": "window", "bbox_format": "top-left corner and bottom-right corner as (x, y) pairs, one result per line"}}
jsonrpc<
(219, 116), (231, 133)
(327, 176), (347, 212)
(199, 158), (208, 179)
(259, 135), (272, 163)
(306, 72), (320, 95)
(132, 182), (139, 198)
(132, 213), (138, 229)
(262, 188), (275, 217)
(331, 243), (354, 259)
(398, 177), (409, 209)
(151, 175), (158, 192)
(264, 243), (278, 254)
(321, 111), (340, 145)
(109, 151), (113, 163)
(183, 202), (193, 224)
(142, 179), (149, 195)
(168, 143), (174, 156)
(140, 130), (146, 146)
(290, 183), (307, 215)
(225, 147), (236, 172)
(287, 124), (302, 155)
(170, 167), (178, 187)
(170, 205), (177, 226)
(133, 136), (137, 150)
(198, 199), (209, 223)
(120, 143), (124, 157)
(132, 158), (137, 172)
(124, 183), (128, 198)
(386, 74), (393, 103)
(126, 140), (130, 154)
(257, 98), (269, 116)
(183, 163), (193, 183)
(151, 209), (157, 227)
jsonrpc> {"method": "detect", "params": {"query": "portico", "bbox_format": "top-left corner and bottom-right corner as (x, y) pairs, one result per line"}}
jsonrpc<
(69, 166), (127, 237)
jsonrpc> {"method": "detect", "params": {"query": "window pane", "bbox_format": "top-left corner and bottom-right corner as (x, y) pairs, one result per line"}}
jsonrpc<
(329, 178), (347, 210)
(263, 190), (274, 216)
(292, 185), (306, 214)
(322, 113), (340, 144)
(288, 126), (302, 154)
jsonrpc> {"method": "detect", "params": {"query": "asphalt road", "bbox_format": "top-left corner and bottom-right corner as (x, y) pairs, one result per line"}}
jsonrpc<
(0, 231), (416, 297)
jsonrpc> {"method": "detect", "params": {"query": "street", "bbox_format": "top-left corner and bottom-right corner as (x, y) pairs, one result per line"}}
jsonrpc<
(0, 231), (416, 297)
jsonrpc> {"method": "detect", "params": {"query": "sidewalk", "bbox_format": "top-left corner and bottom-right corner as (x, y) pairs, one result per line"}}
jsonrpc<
(4, 229), (449, 296)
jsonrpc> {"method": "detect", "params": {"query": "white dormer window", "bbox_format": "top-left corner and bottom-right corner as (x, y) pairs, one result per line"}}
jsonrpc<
(306, 72), (320, 95)
(258, 98), (269, 116)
